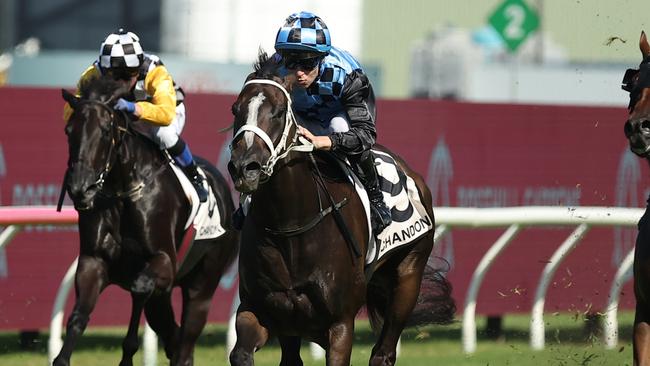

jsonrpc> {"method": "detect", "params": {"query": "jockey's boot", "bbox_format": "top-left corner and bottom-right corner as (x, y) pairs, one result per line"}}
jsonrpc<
(169, 139), (208, 203)
(357, 152), (392, 234)
(182, 161), (208, 203)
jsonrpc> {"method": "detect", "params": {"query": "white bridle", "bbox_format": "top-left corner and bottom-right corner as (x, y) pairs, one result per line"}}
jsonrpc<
(231, 79), (313, 178)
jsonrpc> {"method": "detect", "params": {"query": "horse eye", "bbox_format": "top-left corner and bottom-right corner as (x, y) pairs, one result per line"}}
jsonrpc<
(64, 123), (72, 136)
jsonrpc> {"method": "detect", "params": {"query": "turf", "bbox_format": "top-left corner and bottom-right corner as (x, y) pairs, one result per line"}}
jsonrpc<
(0, 311), (635, 365)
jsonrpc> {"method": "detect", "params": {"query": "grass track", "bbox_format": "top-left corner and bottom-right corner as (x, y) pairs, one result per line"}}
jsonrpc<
(0, 312), (635, 365)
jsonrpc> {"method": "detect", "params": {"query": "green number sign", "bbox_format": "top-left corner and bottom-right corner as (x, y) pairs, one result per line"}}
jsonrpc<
(488, 0), (540, 52)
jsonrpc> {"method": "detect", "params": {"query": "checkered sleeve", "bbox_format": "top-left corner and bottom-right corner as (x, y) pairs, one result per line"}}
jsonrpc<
(330, 71), (377, 156)
(137, 65), (177, 125)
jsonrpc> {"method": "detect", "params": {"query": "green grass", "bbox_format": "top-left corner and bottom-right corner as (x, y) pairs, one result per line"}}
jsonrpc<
(0, 312), (635, 365)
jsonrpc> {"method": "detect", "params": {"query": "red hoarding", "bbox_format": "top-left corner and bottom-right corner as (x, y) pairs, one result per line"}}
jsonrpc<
(0, 87), (641, 330)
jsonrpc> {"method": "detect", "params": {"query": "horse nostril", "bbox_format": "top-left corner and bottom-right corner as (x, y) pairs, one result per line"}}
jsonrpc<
(245, 161), (261, 173)
(642, 120), (650, 132)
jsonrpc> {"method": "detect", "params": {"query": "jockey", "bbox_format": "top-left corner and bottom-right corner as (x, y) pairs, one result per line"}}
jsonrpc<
(235, 11), (391, 234)
(63, 28), (208, 202)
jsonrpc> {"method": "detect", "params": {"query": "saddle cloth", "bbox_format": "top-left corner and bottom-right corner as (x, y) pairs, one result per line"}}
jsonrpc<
(169, 162), (226, 241)
(354, 150), (434, 265)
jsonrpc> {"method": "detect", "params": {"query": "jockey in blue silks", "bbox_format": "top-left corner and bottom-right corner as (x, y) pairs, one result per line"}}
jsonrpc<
(234, 11), (392, 234)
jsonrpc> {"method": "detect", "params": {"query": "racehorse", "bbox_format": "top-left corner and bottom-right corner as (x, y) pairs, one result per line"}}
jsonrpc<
(227, 52), (454, 366)
(55, 77), (239, 366)
(622, 31), (650, 366)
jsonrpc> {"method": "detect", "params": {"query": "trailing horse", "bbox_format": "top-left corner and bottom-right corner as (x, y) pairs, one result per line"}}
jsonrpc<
(622, 31), (650, 366)
(55, 77), (239, 366)
(227, 52), (454, 366)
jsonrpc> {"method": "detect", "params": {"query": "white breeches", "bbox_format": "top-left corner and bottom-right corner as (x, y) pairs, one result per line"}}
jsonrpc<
(131, 103), (186, 149)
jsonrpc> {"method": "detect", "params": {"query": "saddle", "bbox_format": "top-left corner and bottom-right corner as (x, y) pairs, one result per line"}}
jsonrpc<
(312, 150), (434, 265)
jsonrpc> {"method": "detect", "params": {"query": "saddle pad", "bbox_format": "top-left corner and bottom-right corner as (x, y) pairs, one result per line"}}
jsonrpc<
(358, 150), (434, 264)
(169, 163), (226, 240)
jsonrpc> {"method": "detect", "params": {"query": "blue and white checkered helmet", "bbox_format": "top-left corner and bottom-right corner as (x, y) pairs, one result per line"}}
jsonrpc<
(98, 29), (144, 71)
(274, 11), (331, 55)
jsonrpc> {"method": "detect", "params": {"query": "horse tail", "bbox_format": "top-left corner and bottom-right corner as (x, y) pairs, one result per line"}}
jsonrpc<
(405, 257), (456, 327)
(365, 256), (455, 334)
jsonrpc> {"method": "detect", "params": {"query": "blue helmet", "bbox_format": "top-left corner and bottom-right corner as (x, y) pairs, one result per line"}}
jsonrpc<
(274, 11), (331, 55)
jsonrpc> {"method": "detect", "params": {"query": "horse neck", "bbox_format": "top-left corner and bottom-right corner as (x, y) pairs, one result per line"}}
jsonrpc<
(251, 153), (319, 225)
(106, 132), (167, 193)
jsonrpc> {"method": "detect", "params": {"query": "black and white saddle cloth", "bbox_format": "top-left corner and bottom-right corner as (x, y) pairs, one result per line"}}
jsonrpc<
(350, 150), (433, 265)
(168, 162), (226, 241)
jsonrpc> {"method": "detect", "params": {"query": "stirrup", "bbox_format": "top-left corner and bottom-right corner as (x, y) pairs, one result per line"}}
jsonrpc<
(191, 176), (208, 202)
(370, 202), (392, 234)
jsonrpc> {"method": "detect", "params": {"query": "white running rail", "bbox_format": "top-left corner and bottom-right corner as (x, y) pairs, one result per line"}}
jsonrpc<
(433, 206), (641, 353)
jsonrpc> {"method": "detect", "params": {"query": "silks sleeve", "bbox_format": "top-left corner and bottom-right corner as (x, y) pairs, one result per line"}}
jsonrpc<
(136, 65), (177, 126)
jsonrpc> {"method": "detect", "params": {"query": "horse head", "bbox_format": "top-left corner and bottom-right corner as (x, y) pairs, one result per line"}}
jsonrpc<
(623, 31), (650, 158)
(227, 52), (302, 193)
(62, 77), (131, 210)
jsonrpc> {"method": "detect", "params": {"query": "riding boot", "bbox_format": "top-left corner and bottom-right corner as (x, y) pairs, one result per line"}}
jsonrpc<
(181, 161), (209, 203)
(169, 138), (208, 202)
(356, 152), (392, 234)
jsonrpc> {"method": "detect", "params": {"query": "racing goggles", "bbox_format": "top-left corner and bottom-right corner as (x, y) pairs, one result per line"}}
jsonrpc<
(107, 68), (139, 81)
(284, 56), (322, 71)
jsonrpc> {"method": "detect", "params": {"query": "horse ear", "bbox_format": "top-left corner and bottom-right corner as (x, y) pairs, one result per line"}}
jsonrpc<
(62, 89), (80, 108)
(641, 31), (650, 58)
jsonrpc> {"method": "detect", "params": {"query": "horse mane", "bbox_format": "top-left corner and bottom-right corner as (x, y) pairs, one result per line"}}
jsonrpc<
(252, 49), (282, 79)
(79, 76), (129, 103)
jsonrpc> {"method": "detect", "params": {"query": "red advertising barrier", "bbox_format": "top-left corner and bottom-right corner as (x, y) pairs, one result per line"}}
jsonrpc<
(0, 87), (641, 331)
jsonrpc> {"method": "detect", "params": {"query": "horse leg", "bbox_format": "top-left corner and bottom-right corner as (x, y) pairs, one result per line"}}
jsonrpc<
(634, 307), (650, 366)
(173, 244), (234, 366)
(368, 251), (428, 366)
(140, 251), (178, 361)
(229, 310), (270, 366)
(278, 336), (303, 366)
(52, 256), (108, 366)
(118, 292), (147, 366)
(325, 320), (355, 366)
(144, 292), (179, 360)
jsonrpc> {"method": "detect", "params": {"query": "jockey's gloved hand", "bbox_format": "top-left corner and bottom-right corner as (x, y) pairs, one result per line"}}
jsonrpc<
(114, 98), (136, 113)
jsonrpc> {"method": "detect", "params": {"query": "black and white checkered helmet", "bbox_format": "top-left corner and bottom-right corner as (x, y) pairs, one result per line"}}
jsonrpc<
(98, 29), (144, 71)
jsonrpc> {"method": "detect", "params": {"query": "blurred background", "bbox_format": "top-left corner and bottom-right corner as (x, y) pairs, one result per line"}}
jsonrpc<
(0, 0), (646, 104)
(1, 1), (649, 364)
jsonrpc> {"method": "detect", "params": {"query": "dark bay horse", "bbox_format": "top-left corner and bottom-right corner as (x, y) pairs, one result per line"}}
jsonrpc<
(622, 31), (650, 366)
(227, 53), (454, 366)
(56, 78), (239, 366)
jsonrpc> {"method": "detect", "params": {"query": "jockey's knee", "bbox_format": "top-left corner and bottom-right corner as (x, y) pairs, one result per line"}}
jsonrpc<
(154, 127), (179, 150)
